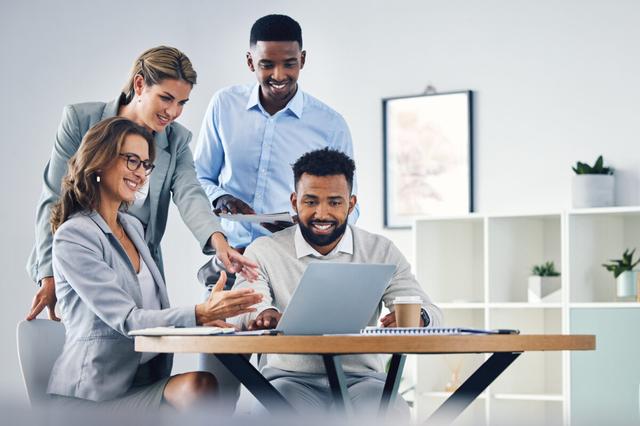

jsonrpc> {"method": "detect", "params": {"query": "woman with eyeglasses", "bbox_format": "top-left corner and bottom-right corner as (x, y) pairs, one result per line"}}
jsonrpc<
(27, 46), (257, 322)
(47, 117), (262, 409)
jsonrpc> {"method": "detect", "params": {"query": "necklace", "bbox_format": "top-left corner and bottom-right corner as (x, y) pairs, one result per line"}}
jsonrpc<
(115, 221), (127, 243)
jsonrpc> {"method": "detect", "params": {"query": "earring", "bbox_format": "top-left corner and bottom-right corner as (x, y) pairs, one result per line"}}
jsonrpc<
(96, 175), (101, 183)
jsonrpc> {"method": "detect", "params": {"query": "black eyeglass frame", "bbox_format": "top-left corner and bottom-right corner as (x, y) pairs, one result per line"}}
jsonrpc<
(119, 153), (155, 176)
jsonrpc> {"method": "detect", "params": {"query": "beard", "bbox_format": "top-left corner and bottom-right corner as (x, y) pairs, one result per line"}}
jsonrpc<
(298, 219), (348, 248)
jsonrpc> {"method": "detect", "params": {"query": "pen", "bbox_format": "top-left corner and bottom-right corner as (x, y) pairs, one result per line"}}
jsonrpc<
(492, 329), (520, 335)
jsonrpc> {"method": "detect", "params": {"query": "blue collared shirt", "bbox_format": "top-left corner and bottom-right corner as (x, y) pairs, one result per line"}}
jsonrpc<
(194, 83), (359, 248)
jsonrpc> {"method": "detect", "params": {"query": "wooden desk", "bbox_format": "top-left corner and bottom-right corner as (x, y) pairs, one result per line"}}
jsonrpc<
(136, 334), (594, 423)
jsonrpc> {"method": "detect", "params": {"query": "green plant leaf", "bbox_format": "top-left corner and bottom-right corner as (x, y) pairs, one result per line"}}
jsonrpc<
(594, 155), (603, 171)
(602, 248), (638, 279)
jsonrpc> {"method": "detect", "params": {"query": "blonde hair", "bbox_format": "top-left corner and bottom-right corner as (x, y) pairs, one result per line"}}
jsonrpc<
(121, 46), (197, 104)
(50, 117), (155, 233)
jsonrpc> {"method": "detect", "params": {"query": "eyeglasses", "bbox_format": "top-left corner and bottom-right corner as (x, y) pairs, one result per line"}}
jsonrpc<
(119, 153), (155, 176)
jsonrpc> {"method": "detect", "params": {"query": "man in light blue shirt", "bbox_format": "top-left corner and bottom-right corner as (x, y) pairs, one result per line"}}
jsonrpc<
(194, 14), (358, 250)
(194, 14), (359, 410)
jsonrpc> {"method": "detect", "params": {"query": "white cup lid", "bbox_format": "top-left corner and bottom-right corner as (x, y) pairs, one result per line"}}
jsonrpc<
(393, 296), (422, 304)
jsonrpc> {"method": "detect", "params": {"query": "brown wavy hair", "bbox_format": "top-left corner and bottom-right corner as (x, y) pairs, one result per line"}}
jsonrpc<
(50, 117), (155, 233)
(121, 46), (197, 104)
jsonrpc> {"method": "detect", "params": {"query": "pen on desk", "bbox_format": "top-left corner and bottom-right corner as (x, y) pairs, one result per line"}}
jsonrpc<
(492, 329), (520, 335)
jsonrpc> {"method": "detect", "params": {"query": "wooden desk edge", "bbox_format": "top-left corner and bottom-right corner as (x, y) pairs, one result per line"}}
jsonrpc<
(135, 334), (595, 354)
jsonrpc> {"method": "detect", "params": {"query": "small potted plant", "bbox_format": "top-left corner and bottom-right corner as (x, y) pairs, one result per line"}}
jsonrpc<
(571, 155), (614, 208)
(528, 261), (561, 303)
(602, 249), (640, 301)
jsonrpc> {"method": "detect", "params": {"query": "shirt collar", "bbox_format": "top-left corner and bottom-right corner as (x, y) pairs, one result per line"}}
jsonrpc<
(246, 83), (261, 110)
(294, 225), (353, 259)
(246, 83), (304, 119)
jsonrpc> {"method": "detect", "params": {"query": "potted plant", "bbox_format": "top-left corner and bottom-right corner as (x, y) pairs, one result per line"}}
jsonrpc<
(571, 155), (614, 208)
(528, 261), (561, 303)
(602, 249), (640, 301)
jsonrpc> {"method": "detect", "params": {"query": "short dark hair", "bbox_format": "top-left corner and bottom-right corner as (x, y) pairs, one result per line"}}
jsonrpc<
(250, 14), (303, 48)
(293, 148), (355, 191)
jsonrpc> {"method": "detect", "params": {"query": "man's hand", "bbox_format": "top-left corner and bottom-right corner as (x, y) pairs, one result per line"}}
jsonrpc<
(27, 276), (60, 321)
(213, 195), (255, 215)
(210, 232), (259, 281)
(248, 308), (281, 330)
(195, 271), (263, 325)
(379, 311), (425, 328)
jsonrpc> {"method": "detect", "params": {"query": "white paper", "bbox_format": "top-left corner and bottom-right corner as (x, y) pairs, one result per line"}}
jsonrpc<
(217, 212), (294, 224)
(129, 326), (236, 336)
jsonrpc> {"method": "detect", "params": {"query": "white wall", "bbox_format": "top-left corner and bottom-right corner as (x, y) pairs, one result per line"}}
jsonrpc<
(3, 0), (640, 402)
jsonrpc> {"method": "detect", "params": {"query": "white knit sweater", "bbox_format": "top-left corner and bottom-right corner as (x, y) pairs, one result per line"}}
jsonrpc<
(232, 225), (442, 374)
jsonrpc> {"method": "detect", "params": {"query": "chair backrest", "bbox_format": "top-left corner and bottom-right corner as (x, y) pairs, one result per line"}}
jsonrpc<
(16, 319), (65, 405)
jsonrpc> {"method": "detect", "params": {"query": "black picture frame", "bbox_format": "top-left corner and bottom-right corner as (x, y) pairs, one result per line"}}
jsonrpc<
(383, 91), (474, 229)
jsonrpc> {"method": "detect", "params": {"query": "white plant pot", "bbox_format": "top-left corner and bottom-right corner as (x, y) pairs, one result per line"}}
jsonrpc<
(616, 270), (638, 300)
(528, 276), (561, 303)
(571, 174), (614, 208)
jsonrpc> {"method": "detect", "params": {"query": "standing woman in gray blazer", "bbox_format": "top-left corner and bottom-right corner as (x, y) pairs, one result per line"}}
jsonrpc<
(27, 46), (257, 321)
(48, 117), (262, 408)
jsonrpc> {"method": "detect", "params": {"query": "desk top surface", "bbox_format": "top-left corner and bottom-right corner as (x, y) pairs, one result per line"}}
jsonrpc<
(135, 334), (595, 354)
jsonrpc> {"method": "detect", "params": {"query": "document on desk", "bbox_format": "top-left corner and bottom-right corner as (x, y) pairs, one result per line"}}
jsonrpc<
(129, 326), (236, 336)
(216, 212), (294, 224)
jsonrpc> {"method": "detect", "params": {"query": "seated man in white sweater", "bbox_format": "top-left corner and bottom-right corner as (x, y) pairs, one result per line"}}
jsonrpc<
(231, 148), (442, 416)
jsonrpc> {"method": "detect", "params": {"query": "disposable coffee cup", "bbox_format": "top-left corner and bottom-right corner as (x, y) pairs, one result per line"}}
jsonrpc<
(394, 296), (422, 327)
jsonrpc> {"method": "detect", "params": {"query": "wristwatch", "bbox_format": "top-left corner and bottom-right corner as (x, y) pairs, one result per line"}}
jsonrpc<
(420, 309), (430, 327)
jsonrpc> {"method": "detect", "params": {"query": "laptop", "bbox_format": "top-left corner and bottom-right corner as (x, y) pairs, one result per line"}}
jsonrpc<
(270, 262), (396, 335)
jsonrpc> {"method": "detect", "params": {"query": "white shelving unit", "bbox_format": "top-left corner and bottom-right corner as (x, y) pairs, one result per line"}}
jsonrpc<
(410, 207), (640, 425)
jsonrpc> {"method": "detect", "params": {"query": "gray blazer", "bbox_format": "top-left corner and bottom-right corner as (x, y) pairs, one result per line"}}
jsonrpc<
(47, 211), (196, 401)
(27, 96), (222, 282)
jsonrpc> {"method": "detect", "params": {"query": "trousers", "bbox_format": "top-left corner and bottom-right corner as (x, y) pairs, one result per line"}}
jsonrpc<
(256, 366), (410, 420)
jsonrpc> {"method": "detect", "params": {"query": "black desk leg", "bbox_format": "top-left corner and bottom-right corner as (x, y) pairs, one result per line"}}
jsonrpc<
(215, 354), (295, 414)
(322, 355), (350, 414)
(379, 354), (406, 416)
(426, 352), (521, 425)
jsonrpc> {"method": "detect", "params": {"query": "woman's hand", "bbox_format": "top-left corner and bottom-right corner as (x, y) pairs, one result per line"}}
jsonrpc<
(195, 271), (263, 325)
(27, 276), (60, 321)
(210, 232), (259, 281)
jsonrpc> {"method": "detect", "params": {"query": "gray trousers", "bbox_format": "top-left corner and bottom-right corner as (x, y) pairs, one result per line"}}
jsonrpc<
(257, 367), (410, 419)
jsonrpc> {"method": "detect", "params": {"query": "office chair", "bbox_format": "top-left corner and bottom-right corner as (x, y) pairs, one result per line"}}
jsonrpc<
(16, 319), (65, 405)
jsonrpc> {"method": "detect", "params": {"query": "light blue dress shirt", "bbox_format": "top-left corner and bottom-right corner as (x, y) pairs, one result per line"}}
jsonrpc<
(194, 83), (359, 248)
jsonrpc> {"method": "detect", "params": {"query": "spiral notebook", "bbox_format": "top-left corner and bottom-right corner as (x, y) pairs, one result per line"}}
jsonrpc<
(360, 327), (519, 335)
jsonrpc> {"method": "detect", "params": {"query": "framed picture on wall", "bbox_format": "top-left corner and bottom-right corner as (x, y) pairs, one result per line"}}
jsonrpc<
(383, 91), (473, 228)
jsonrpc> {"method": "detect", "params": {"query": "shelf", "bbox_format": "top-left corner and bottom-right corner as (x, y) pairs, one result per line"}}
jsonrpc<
(569, 302), (640, 309)
(487, 215), (562, 303)
(492, 393), (563, 402)
(413, 210), (640, 424)
(484, 211), (562, 219)
(488, 303), (562, 309)
(568, 212), (640, 302)
(568, 206), (640, 216)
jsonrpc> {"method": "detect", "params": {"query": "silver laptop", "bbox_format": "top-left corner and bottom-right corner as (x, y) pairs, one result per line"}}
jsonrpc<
(274, 262), (396, 335)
